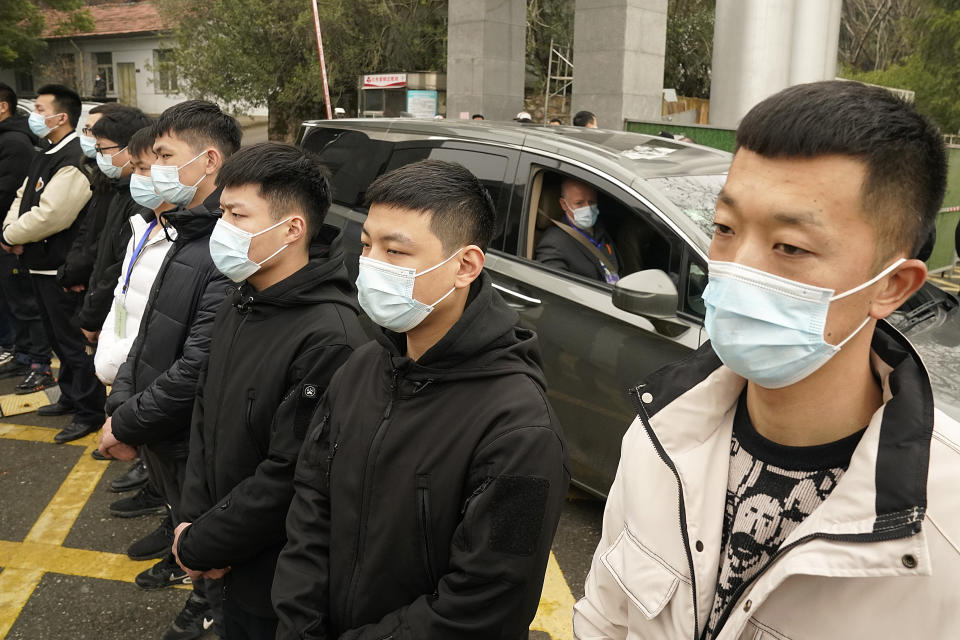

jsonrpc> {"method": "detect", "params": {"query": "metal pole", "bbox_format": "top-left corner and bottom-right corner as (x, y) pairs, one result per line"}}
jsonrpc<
(310, 0), (334, 120)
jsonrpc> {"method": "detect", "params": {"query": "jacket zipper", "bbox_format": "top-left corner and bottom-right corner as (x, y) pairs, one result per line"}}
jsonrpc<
(630, 386), (700, 640)
(343, 368), (400, 625)
(242, 389), (266, 459)
(417, 476), (438, 591)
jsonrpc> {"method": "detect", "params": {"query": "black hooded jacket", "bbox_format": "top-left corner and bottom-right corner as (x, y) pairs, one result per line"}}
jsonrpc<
(57, 161), (117, 288)
(108, 189), (229, 455)
(0, 116), (37, 217)
(177, 230), (368, 618)
(272, 271), (570, 640)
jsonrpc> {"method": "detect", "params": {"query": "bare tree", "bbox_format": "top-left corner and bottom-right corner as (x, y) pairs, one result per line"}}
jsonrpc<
(839, 0), (925, 71)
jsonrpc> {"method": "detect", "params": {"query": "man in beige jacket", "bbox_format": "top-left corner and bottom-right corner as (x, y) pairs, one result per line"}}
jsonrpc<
(575, 81), (960, 639)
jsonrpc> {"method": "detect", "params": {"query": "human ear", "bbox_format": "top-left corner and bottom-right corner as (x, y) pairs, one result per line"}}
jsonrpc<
(204, 148), (222, 174)
(869, 258), (927, 320)
(286, 216), (307, 244)
(454, 245), (485, 289)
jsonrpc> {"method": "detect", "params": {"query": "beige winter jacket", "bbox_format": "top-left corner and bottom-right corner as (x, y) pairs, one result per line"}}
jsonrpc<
(574, 322), (960, 640)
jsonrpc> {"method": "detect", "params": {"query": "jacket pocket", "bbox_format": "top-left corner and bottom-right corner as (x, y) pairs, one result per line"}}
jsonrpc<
(600, 528), (683, 620)
(243, 389), (266, 459)
(416, 473), (438, 588)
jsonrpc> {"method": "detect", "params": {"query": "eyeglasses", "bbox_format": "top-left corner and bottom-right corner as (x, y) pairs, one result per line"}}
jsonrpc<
(94, 144), (123, 154)
(81, 126), (93, 135)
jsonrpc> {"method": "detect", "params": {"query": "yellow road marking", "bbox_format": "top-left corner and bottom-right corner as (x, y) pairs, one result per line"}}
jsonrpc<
(531, 552), (576, 639)
(0, 568), (44, 639)
(0, 540), (154, 584)
(0, 423), (91, 446)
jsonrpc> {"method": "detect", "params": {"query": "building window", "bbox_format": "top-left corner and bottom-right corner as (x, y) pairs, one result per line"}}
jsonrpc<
(95, 52), (115, 93)
(153, 49), (178, 93)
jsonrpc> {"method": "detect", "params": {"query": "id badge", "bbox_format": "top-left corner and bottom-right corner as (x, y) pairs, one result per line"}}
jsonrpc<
(115, 300), (127, 339)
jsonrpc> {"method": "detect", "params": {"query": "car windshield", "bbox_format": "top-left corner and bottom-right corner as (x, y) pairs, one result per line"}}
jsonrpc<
(643, 174), (727, 247)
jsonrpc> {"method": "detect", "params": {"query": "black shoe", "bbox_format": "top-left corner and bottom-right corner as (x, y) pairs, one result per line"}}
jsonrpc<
(53, 420), (98, 444)
(136, 554), (191, 591)
(37, 400), (77, 417)
(162, 593), (211, 640)
(127, 513), (174, 560)
(14, 367), (56, 394)
(110, 459), (149, 492)
(0, 349), (13, 367)
(0, 356), (29, 379)
(109, 484), (166, 518)
(90, 449), (109, 460)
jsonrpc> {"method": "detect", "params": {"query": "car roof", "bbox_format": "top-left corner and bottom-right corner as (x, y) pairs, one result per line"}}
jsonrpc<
(300, 118), (732, 183)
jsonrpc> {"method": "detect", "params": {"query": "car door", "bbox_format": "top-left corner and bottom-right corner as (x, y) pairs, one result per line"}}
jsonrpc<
(486, 152), (707, 497)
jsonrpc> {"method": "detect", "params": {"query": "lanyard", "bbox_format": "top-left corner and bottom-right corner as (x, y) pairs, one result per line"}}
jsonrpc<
(122, 219), (158, 294)
(572, 223), (606, 252)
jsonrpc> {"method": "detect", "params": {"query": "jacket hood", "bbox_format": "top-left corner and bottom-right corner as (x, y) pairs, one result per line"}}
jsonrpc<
(376, 270), (547, 389)
(0, 115), (38, 146)
(228, 230), (360, 315)
(162, 187), (222, 242)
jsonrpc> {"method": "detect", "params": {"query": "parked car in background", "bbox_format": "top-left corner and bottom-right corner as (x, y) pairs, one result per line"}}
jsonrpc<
(17, 98), (102, 137)
(297, 118), (960, 498)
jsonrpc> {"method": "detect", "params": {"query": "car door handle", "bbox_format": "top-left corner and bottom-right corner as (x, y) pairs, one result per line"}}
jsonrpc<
(492, 283), (542, 306)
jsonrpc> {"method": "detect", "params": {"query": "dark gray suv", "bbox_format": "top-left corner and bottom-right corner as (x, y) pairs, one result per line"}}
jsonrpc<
(297, 118), (960, 498)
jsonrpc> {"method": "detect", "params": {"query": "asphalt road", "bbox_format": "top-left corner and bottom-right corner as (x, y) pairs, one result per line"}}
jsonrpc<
(0, 373), (605, 640)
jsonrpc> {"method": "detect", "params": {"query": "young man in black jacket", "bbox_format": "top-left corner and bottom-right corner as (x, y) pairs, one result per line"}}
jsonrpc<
(0, 82), (52, 391)
(97, 100), (240, 640)
(171, 143), (367, 640)
(272, 160), (570, 640)
(1, 84), (104, 440)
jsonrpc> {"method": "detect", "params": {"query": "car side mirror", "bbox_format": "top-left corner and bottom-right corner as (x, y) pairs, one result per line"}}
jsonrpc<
(613, 269), (689, 337)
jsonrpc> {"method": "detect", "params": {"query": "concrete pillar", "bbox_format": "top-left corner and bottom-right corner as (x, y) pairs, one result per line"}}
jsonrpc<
(446, 0), (526, 122)
(571, 0), (668, 130)
(709, 0), (842, 129)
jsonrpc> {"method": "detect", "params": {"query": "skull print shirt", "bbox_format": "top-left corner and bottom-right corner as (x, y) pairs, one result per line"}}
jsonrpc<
(701, 391), (865, 640)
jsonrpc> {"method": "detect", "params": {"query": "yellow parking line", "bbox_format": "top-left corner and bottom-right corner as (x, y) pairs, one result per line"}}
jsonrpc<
(0, 568), (44, 639)
(530, 552), (576, 639)
(25, 443), (109, 546)
(0, 423), (92, 446)
(0, 540), (154, 584)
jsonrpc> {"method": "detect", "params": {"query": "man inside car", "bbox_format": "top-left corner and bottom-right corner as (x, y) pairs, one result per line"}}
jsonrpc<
(535, 177), (620, 283)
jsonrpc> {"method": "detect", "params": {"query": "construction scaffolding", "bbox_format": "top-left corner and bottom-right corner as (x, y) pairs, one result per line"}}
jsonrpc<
(543, 38), (573, 125)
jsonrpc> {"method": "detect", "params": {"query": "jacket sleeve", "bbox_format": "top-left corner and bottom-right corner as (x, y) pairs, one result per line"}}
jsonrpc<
(2, 166), (91, 245)
(343, 424), (569, 640)
(534, 228), (575, 272)
(0, 140), (33, 217)
(3, 178), (27, 232)
(177, 344), (354, 569)
(572, 421), (638, 639)
(56, 194), (98, 287)
(77, 205), (134, 331)
(110, 270), (230, 446)
(179, 361), (212, 524)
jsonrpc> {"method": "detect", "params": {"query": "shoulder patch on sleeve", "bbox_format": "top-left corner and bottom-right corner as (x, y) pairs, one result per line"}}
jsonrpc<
(293, 384), (321, 440)
(489, 475), (550, 556)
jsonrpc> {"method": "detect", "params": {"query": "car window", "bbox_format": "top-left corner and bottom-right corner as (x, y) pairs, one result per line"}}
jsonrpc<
(685, 261), (707, 317)
(299, 127), (394, 207)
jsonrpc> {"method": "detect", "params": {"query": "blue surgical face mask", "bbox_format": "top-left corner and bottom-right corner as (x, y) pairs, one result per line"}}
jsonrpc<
(702, 258), (905, 388)
(150, 151), (207, 207)
(356, 249), (463, 333)
(209, 216), (292, 282)
(129, 173), (166, 210)
(96, 147), (129, 179)
(28, 111), (65, 138)
(79, 135), (97, 158)
(566, 201), (599, 229)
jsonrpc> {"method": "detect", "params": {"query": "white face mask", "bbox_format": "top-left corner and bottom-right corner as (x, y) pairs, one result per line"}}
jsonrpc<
(209, 216), (292, 282)
(356, 248), (463, 333)
(79, 135), (97, 158)
(702, 258), (906, 388)
(129, 173), (166, 210)
(564, 199), (599, 229)
(150, 150), (207, 207)
(28, 111), (64, 138)
(96, 147), (129, 179)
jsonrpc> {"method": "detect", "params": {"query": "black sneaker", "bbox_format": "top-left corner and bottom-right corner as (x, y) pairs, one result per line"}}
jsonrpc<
(0, 350), (13, 367)
(14, 367), (56, 394)
(109, 484), (166, 518)
(162, 593), (211, 640)
(110, 459), (149, 492)
(0, 354), (28, 379)
(127, 513), (174, 560)
(135, 553), (191, 590)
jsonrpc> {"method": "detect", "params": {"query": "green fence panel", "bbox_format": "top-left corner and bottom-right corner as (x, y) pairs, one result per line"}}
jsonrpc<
(623, 120), (737, 152)
(928, 146), (960, 272)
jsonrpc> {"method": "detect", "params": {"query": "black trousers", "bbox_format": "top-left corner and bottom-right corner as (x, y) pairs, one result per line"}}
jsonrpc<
(31, 274), (103, 423)
(224, 593), (278, 640)
(0, 255), (51, 366)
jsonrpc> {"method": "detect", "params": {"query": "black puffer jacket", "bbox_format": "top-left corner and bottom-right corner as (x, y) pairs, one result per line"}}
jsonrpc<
(57, 162), (116, 288)
(76, 180), (142, 332)
(177, 228), (368, 617)
(272, 271), (570, 640)
(0, 116), (37, 216)
(108, 189), (229, 455)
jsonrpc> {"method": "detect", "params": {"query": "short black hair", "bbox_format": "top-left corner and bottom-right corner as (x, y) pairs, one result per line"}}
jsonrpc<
(127, 126), (156, 159)
(217, 142), (332, 240)
(573, 110), (596, 127)
(91, 106), (153, 148)
(0, 83), (16, 115)
(549, 117), (563, 125)
(36, 84), (81, 128)
(471, 114), (484, 120)
(153, 100), (242, 157)
(364, 159), (496, 252)
(88, 102), (125, 117)
(736, 80), (947, 261)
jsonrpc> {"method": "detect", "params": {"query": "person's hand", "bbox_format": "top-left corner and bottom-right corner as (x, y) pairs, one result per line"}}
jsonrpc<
(81, 329), (99, 344)
(98, 417), (137, 460)
(202, 567), (231, 580)
(9, 245), (23, 255)
(69, 284), (86, 293)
